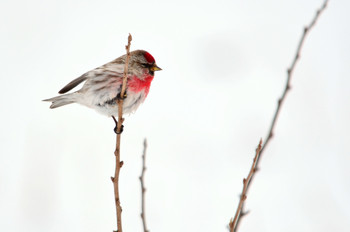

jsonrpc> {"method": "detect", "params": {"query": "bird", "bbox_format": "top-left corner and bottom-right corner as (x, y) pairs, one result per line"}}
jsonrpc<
(44, 50), (161, 132)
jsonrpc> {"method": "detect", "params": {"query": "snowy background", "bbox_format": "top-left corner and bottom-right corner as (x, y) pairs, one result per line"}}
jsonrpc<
(1, 0), (349, 231)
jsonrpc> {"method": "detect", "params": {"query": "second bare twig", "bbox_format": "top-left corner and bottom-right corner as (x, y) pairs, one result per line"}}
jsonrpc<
(259, 0), (328, 157)
(140, 138), (149, 232)
(229, 1), (329, 231)
(229, 140), (262, 231)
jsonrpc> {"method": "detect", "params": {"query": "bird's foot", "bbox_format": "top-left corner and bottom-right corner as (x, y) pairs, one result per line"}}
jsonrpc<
(114, 124), (124, 134)
(112, 116), (124, 134)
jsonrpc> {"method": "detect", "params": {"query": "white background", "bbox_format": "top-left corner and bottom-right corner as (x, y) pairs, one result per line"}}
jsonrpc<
(1, 0), (349, 231)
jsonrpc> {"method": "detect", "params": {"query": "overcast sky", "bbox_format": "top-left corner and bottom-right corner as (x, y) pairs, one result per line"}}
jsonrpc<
(1, 0), (349, 231)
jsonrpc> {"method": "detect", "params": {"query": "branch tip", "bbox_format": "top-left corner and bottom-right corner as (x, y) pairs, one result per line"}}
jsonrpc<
(229, 1), (328, 231)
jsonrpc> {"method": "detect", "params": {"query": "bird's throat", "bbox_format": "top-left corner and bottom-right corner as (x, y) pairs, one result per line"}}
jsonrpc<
(128, 75), (154, 96)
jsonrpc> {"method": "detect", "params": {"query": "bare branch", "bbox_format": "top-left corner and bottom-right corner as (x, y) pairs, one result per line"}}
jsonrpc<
(229, 140), (262, 232)
(140, 139), (149, 232)
(112, 33), (133, 232)
(229, 1), (329, 231)
(259, 0), (328, 157)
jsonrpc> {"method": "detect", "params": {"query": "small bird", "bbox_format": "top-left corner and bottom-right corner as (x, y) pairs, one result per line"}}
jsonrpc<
(44, 50), (161, 122)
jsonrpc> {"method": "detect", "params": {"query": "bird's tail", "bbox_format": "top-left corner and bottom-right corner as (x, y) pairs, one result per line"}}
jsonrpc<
(43, 93), (78, 109)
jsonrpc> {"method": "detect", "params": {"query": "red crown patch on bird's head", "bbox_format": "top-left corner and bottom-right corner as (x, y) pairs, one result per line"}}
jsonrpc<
(144, 52), (155, 63)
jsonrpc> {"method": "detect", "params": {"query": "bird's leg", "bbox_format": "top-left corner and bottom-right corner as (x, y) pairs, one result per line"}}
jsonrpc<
(112, 116), (124, 134)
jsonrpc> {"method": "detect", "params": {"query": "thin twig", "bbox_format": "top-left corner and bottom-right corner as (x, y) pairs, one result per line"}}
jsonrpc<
(229, 140), (262, 231)
(259, 0), (328, 158)
(112, 33), (132, 232)
(229, 1), (329, 231)
(139, 139), (149, 232)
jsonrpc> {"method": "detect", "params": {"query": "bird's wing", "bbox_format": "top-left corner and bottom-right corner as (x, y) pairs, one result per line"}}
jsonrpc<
(75, 63), (126, 106)
(57, 60), (124, 94)
(58, 74), (88, 94)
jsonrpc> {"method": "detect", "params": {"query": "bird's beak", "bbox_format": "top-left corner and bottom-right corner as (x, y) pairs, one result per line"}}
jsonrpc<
(150, 64), (162, 72)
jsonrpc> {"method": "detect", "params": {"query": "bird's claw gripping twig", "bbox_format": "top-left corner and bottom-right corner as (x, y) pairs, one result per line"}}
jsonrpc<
(114, 124), (124, 134)
(112, 116), (124, 134)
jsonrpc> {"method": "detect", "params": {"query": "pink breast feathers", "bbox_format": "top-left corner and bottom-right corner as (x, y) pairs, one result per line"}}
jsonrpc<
(128, 75), (154, 96)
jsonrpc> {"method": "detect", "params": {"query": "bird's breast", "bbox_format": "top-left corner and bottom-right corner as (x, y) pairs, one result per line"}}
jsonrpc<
(128, 75), (154, 96)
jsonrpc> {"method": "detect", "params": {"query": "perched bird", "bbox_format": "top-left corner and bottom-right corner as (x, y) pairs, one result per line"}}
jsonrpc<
(44, 50), (161, 118)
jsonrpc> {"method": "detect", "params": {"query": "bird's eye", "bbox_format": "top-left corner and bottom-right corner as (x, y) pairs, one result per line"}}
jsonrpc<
(141, 63), (151, 68)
